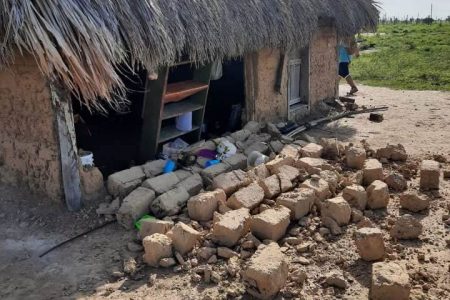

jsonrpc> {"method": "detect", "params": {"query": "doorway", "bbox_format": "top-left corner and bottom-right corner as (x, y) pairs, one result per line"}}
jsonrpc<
(204, 58), (245, 137)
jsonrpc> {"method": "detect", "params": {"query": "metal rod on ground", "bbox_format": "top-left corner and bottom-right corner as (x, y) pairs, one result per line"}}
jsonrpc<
(39, 220), (116, 258)
(286, 106), (389, 138)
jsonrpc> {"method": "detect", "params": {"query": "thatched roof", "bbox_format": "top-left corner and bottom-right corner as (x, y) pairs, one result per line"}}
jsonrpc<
(0, 0), (378, 108)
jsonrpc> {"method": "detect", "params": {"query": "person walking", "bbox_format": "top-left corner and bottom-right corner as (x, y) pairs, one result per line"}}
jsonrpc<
(338, 36), (360, 95)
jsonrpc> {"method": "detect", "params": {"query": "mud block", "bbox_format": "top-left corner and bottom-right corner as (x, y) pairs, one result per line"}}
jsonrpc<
(143, 233), (173, 267)
(107, 166), (146, 198)
(420, 160), (440, 190)
(295, 157), (333, 175)
(178, 173), (203, 196)
(276, 188), (316, 220)
(139, 219), (174, 239)
(150, 187), (190, 218)
(363, 159), (383, 186)
(367, 180), (389, 209)
(227, 182), (265, 210)
(188, 189), (226, 221)
(321, 196), (351, 226)
(354, 227), (385, 261)
(212, 208), (251, 247)
(342, 184), (367, 211)
(345, 147), (366, 170)
(250, 206), (291, 241)
(371, 262), (410, 300)
(142, 172), (180, 195)
(117, 187), (155, 229)
(213, 170), (252, 196)
(167, 222), (201, 255)
(258, 175), (281, 199)
(243, 243), (289, 299)
(265, 156), (295, 175)
(300, 143), (323, 158)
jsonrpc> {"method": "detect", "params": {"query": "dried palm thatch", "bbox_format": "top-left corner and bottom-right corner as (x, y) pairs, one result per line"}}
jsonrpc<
(0, 0), (379, 109)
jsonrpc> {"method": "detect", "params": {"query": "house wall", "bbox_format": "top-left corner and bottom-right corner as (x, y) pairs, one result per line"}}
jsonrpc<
(0, 54), (63, 200)
(309, 25), (338, 110)
(245, 25), (338, 123)
(244, 48), (288, 123)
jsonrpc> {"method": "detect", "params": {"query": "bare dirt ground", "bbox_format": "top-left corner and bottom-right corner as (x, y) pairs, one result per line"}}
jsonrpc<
(0, 84), (449, 300)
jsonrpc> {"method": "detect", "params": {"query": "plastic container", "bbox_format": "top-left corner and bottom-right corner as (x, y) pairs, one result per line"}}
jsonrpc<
(163, 160), (176, 173)
(176, 112), (193, 132)
(247, 151), (270, 168)
(205, 159), (220, 168)
(162, 138), (189, 160)
(80, 152), (94, 167)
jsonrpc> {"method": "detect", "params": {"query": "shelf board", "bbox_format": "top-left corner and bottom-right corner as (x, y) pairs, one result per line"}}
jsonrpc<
(163, 80), (208, 103)
(158, 124), (200, 144)
(162, 99), (204, 120)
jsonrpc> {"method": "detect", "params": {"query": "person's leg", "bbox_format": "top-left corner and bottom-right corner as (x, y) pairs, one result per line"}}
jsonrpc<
(346, 75), (358, 94)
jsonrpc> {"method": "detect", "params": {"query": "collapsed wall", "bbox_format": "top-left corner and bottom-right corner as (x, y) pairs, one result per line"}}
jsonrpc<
(0, 55), (63, 200)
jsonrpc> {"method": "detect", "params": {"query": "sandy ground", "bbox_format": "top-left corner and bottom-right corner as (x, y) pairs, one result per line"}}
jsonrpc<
(0, 85), (449, 300)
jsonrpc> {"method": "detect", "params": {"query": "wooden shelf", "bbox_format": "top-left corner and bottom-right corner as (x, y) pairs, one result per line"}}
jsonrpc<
(158, 124), (200, 144)
(163, 80), (209, 103)
(162, 99), (203, 120)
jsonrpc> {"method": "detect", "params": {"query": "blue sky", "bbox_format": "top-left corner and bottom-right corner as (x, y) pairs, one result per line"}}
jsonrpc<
(377, 0), (450, 19)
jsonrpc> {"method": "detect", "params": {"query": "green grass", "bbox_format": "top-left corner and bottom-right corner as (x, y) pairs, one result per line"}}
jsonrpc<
(351, 22), (450, 91)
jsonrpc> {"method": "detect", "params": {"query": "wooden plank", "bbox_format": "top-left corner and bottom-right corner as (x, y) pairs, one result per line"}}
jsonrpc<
(50, 82), (82, 211)
(163, 80), (209, 103)
(162, 99), (204, 120)
(191, 63), (213, 140)
(158, 124), (201, 143)
(139, 67), (169, 162)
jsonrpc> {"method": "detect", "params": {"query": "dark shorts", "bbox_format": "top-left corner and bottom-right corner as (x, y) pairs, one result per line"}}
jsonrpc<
(339, 62), (350, 78)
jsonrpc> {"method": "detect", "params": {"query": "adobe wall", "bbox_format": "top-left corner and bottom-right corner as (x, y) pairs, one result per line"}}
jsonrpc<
(309, 25), (338, 110)
(0, 55), (63, 200)
(244, 49), (289, 123)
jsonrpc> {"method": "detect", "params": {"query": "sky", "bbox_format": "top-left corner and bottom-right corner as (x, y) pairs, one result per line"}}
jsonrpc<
(377, 0), (450, 19)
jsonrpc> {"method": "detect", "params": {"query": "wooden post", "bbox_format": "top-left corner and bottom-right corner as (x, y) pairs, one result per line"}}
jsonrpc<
(50, 82), (82, 211)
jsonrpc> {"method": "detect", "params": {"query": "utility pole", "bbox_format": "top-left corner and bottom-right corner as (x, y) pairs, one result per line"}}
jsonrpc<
(431, 3), (433, 19)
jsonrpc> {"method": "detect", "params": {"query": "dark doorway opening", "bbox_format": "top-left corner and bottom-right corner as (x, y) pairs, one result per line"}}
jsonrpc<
(204, 58), (245, 137)
(72, 66), (147, 177)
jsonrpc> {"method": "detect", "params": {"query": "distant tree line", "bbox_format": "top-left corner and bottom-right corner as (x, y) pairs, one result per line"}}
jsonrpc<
(379, 16), (450, 25)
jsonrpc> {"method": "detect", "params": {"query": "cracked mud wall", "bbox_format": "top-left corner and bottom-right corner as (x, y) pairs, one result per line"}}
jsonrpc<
(0, 55), (63, 201)
(309, 25), (339, 109)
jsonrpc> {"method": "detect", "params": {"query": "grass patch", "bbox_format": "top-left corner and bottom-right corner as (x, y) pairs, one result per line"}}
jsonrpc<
(352, 22), (450, 91)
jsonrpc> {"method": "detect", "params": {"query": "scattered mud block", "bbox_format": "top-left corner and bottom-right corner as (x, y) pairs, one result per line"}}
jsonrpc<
(227, 183), (265, 210)
(211, 208), (251, 247)
(363, 159), (383, 186)
(342, 184), (367, 211)
(188, 189), (226, 221)
(399, 192), (430, 213)
(243, 243), (289, 299)
(354, 227), (385, 261)
(167, 223), (201, 255)
(250, 206), (291, 241)
(420, 160), (440, 190)
(143, 233), (173, 267)
(367, 180), (389, 209)
(371, 262), (410, 300)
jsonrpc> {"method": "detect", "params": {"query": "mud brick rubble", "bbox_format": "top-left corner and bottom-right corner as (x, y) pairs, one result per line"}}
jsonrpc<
(96, 121), (448, 300)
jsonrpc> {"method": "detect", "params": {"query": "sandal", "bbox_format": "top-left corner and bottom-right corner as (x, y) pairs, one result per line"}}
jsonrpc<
(348, 87), (359, 95)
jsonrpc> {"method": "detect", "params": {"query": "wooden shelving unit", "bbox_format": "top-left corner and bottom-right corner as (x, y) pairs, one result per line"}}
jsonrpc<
(139, 62), (213, 161)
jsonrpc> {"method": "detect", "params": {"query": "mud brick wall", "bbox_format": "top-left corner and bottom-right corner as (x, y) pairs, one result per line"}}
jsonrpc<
(309, 25), (338, 109)
(0, 55), (63, 200)
(245, 48), (289, 123)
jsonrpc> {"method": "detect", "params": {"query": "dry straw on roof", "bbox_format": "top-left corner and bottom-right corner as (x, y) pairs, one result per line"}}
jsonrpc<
(0, 0), (378, 109)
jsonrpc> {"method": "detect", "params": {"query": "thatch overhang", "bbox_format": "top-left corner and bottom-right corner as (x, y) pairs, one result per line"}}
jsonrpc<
(0, 0), (379, 109)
